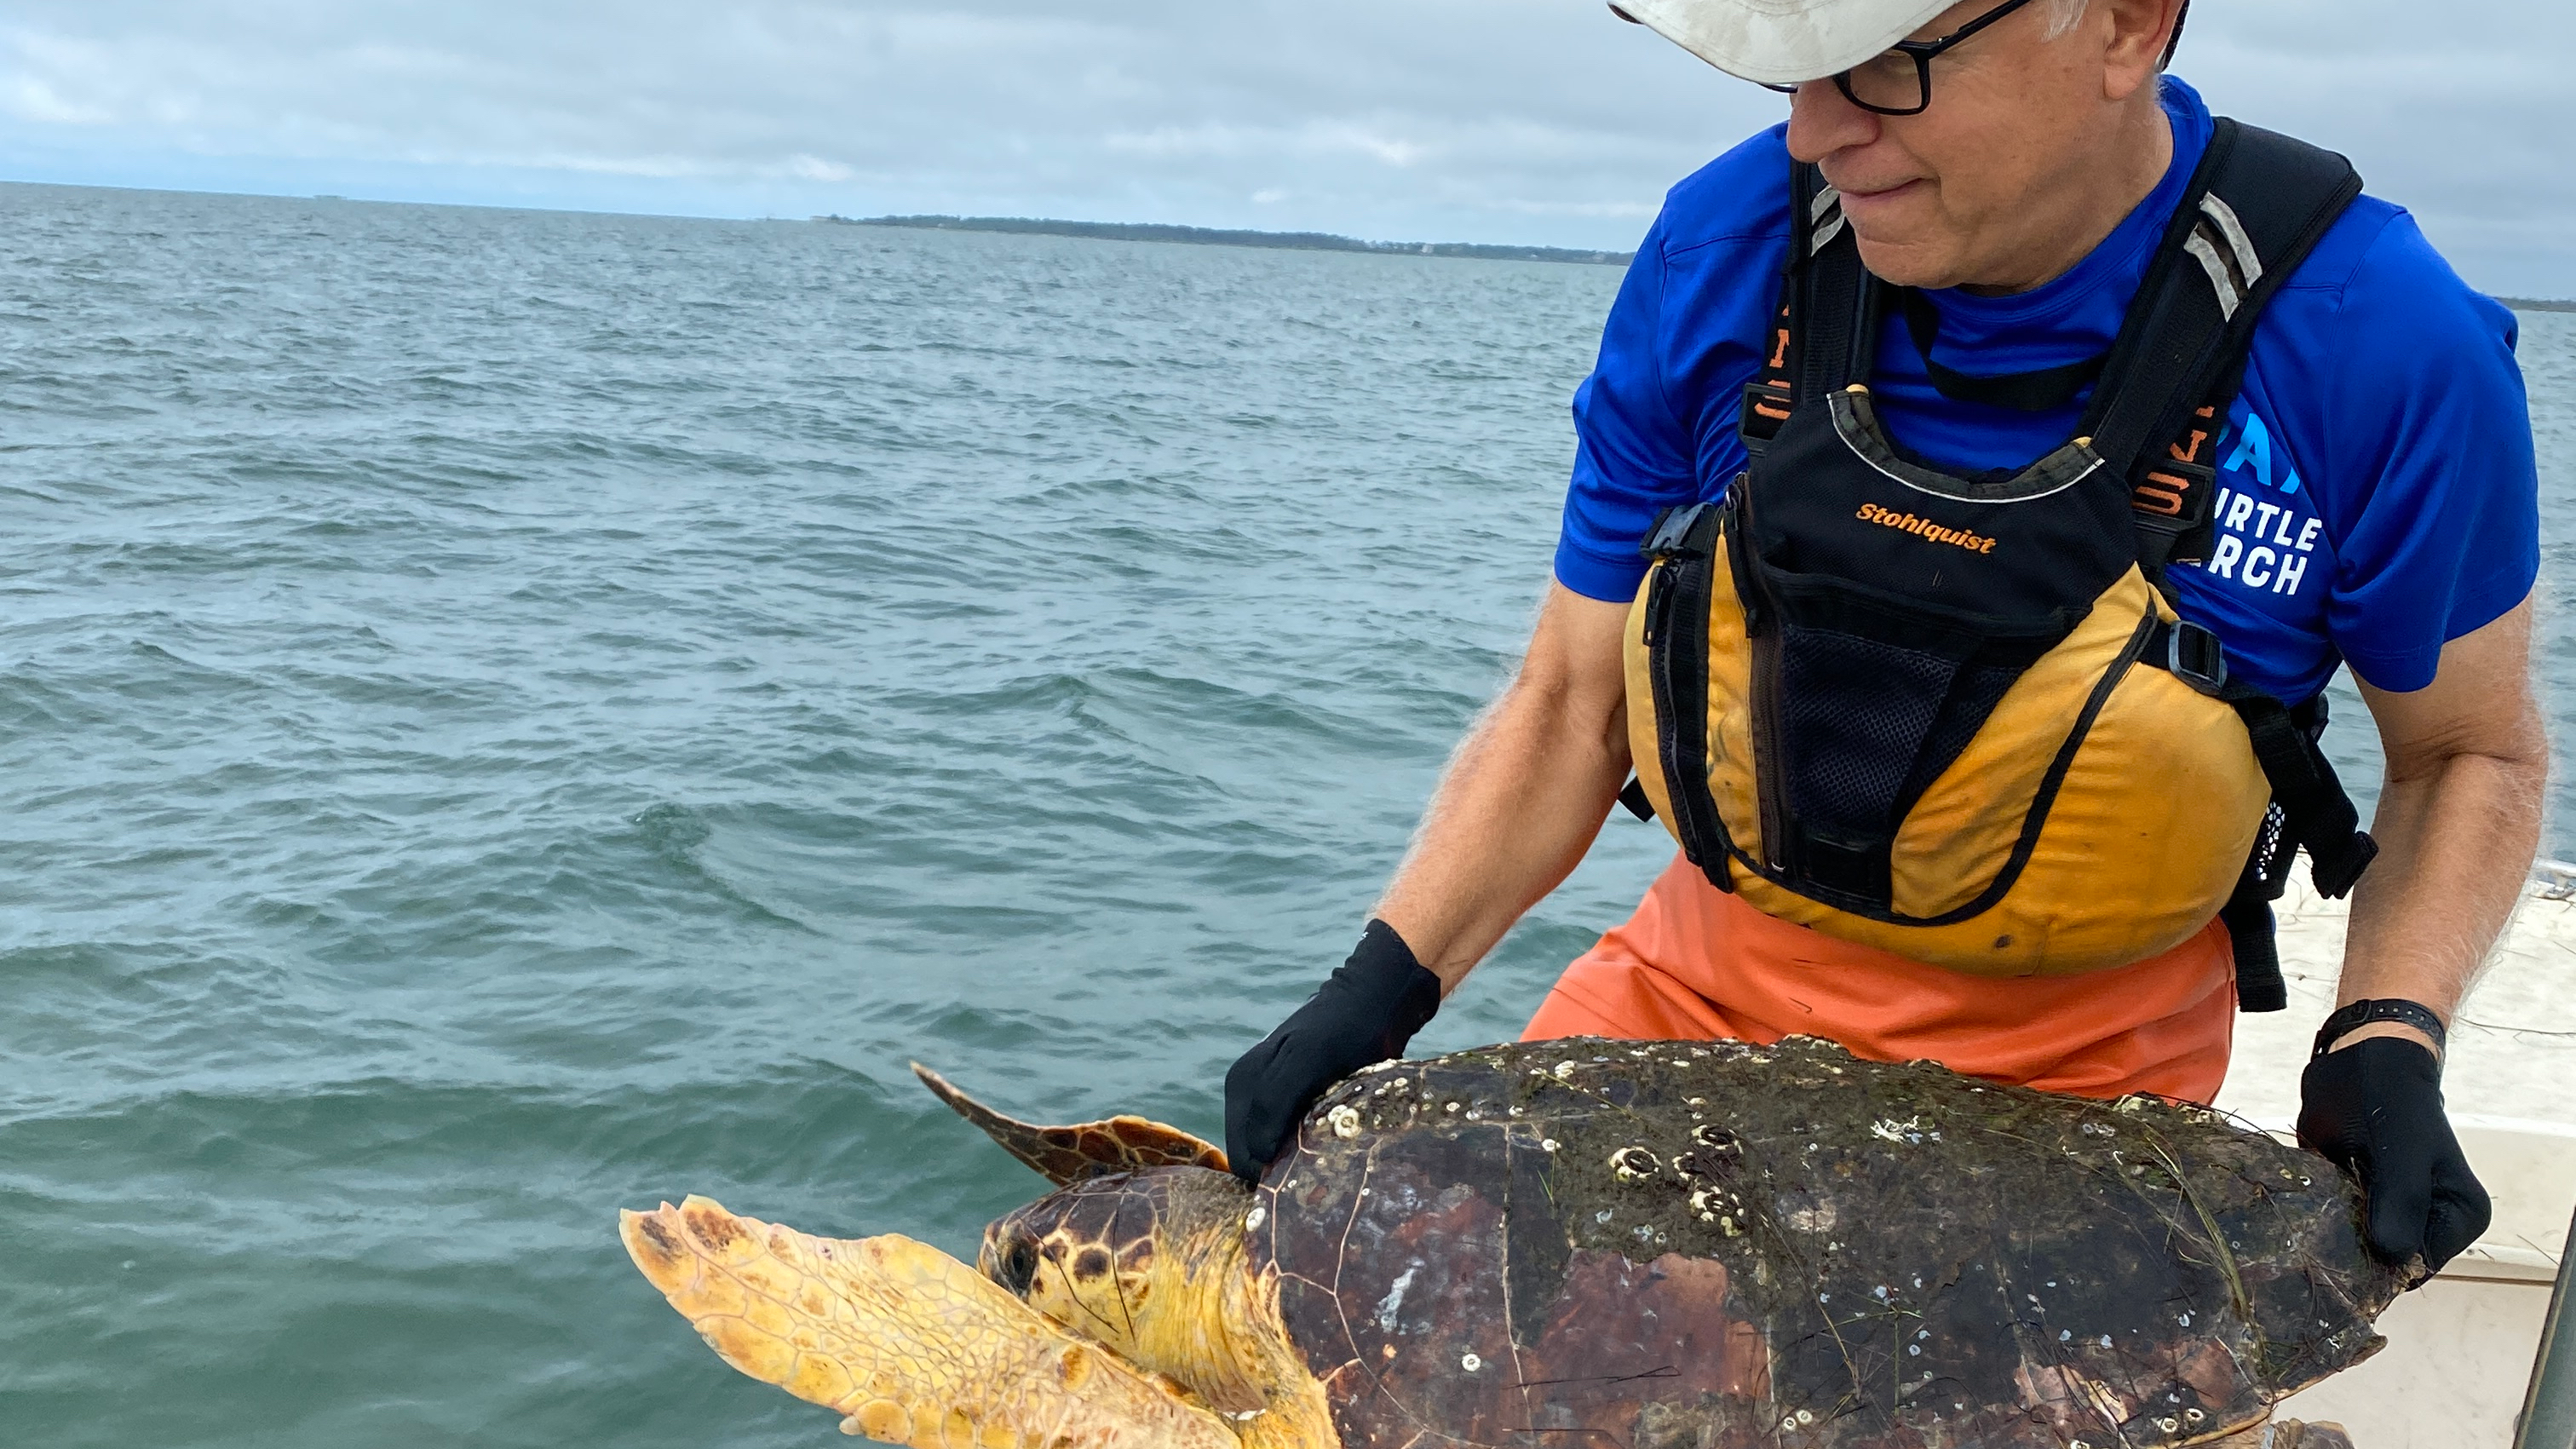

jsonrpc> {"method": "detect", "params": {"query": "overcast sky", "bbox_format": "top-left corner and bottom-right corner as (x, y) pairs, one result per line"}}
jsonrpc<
(2, 0), (2567, 295)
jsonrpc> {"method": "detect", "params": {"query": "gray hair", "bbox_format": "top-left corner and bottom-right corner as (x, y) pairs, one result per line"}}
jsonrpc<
(2040, 0), (2091, 40)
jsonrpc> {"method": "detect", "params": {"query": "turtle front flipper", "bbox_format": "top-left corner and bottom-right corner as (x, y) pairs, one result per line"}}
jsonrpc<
(913, 1063), (1228, 1185)
(620, 1196), (1236, 1449)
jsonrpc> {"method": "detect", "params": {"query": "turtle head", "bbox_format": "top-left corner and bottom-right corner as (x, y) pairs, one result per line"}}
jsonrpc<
(919, 1066), (1335, 1448)
(976, 1166), (1333, 1449)
(978, 1165), (1258, 1396)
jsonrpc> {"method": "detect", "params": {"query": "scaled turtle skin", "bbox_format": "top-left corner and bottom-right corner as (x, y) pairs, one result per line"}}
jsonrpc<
(986, 1036), (2399, 1449)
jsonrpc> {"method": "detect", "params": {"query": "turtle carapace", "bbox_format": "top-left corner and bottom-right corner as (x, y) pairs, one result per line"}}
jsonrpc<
(622, 1037), (2398, 1448)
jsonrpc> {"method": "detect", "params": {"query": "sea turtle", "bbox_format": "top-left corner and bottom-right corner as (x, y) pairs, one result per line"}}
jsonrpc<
(622, 1036), (2399, 1449)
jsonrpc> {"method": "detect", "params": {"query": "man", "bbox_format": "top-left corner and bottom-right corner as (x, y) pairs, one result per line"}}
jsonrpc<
(1227, 0), (2543, 1279)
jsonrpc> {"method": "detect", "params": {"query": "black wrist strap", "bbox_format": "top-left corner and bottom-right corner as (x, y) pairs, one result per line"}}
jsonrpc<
(2311, 998), (2447, 1061)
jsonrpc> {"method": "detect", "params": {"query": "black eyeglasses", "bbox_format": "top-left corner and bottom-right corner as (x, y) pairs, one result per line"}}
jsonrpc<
(1759, 0), (2041, 116)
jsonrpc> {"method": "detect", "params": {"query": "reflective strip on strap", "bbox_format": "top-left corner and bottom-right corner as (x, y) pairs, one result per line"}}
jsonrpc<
(1810, 187), (1846, 255)
(2182, 194), (2263, 323)
(2182, 227), (2243, 320)
(2198, 193), (2265, 292)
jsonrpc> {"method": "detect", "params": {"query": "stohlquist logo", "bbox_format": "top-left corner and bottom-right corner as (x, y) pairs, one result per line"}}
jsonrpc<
(1854, 503), (1997, 555)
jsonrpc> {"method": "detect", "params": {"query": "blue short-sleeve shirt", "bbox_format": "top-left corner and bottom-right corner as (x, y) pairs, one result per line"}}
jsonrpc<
(1555, 78), (2539, 702)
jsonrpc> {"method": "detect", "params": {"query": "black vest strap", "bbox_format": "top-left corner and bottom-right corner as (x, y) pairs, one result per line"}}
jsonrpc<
(2221, 890), (2288, 1011)
(2224, 682), (2378, 892)
(1618, 775), (1658, 823)
(1785, 173), (1877, 405)
(2084, 119), (2361, 573)
(2101, 124), (2375, 1003)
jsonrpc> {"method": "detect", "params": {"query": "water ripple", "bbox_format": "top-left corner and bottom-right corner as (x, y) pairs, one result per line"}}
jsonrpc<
(0, 181), (2566, 1446)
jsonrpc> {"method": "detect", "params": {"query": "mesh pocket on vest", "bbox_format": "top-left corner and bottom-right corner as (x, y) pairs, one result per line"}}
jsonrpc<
(1777, 626), (1952, 839)
(1771, 624), (2031, 905)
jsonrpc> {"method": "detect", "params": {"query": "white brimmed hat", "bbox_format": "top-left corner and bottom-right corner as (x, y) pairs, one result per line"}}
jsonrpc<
(1608, 0), (1961, 86)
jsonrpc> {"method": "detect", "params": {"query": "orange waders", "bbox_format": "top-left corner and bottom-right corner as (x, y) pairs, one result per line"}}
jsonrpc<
(1521, 852), (2239, 1103)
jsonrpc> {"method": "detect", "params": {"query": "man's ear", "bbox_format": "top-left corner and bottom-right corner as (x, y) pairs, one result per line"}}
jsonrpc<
(2099, 0), (2186, 101)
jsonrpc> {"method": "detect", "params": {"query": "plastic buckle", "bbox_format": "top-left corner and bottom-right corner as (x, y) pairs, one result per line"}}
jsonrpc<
(1640, 503), (1715, 561)
(1737, 382), (1794, 454)
(2166, 620), (2228, 695)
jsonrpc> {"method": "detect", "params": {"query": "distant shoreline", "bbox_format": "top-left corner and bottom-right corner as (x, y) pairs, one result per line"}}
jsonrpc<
(818, 214), (1635, 267)
(819, 216), (2576, 306)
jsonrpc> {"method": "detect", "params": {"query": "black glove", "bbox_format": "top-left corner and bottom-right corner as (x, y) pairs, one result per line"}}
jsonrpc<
(2296, 1035), (2490, 1279)
(1223, 919), (1442, 1183)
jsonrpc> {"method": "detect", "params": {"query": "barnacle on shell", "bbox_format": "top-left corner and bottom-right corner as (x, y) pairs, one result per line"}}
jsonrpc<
(1691, 1124), (1742, 1155)
(1608, 1147), (1661, 1182)
(1688, 1185), (1742, 1216)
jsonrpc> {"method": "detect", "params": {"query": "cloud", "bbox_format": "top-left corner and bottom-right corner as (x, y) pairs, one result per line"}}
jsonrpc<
(784, 154), (856, 183)
(2, 74), (107, 127)
(1106, 122), (1434, 170)
(2176, 0), (2573, 295)
(0, 0), (1767, 250)
(0, 0), (2565, 292)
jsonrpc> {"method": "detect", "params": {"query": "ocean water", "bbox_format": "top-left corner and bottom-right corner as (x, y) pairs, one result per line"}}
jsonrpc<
(1, 182), (2568, 1447)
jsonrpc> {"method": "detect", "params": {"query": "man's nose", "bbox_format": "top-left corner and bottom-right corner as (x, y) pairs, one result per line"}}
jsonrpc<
(1785, 79), (1882, 165)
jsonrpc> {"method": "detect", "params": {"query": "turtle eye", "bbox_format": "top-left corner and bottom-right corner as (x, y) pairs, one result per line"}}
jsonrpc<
(998, 1237), (1041, 1297)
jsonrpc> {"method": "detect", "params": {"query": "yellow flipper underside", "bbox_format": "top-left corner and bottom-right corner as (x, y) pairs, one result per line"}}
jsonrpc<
(620, 1196), (1238, 1449)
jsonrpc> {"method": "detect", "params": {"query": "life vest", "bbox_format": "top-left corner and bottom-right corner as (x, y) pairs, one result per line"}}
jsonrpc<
(1619, 118), (2378, 1004)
